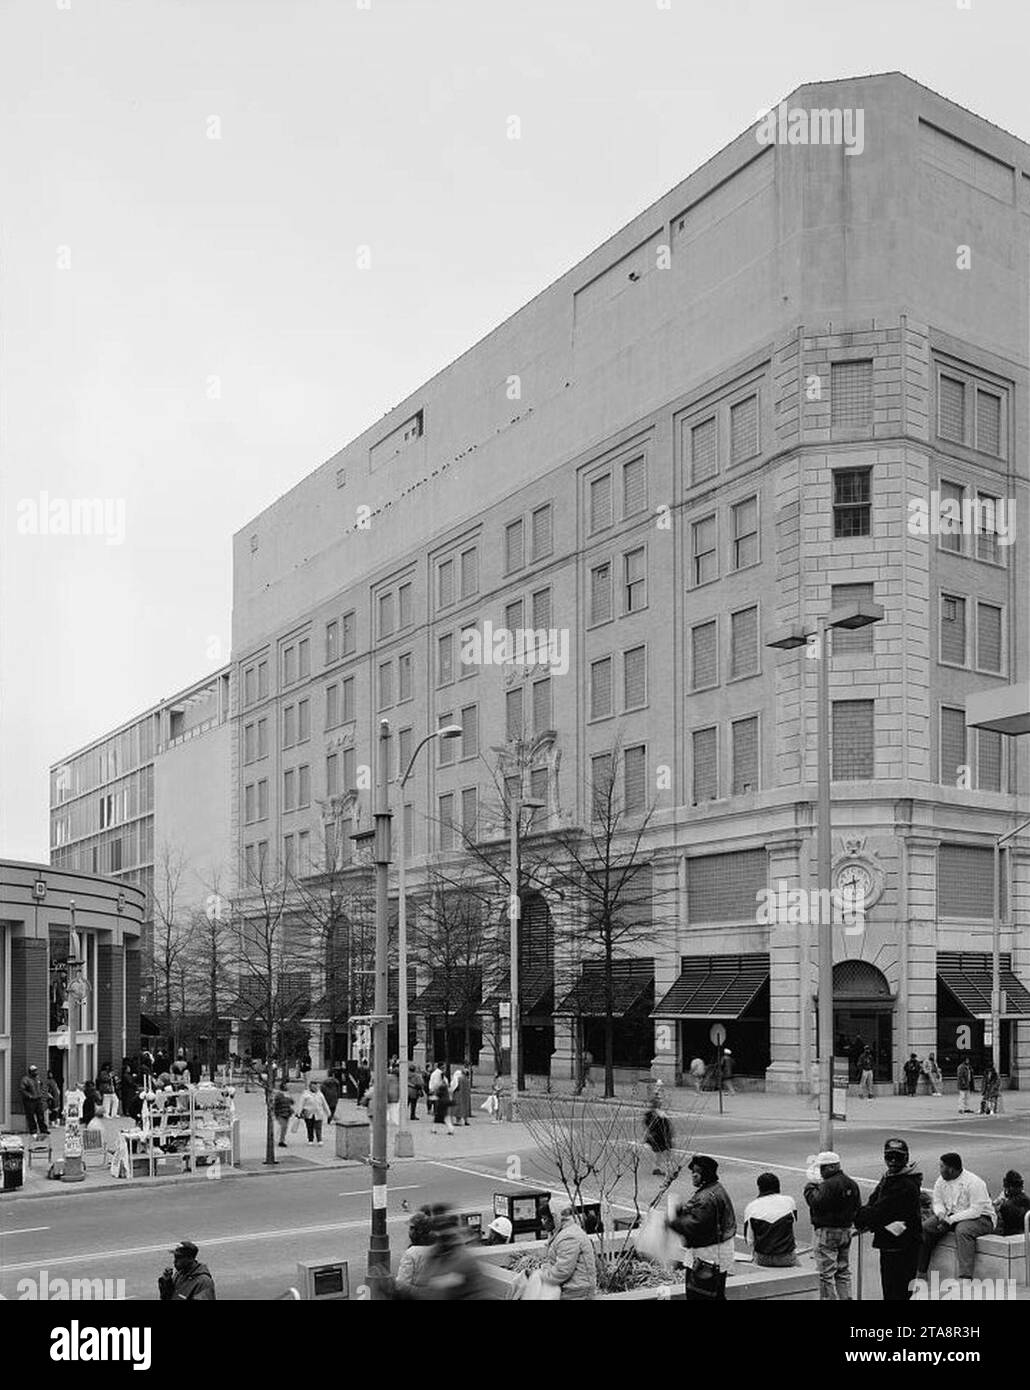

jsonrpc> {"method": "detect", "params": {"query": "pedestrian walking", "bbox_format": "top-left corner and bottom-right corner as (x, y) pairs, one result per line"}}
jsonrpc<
(406, 1062), (424, 1121)
(386, 1067), (401, 1127)
(97, 1062), (119, 1117)
(718, 1048), (736, 1096)
(917, 1152), (995, 1282)
(688, 1056), (705, 1093)
(742, 1173), (798, 1268)
(902, 1054), (921, 1097)
(295, 1080), (331, 1144)
(450, 1061), (472, 1125)
(643, 1100), (676, 1179)
(273, 1079), (294, 1147)
(81, 1079), (102, 1125)
(539, 1206), (598, 1300)
(922, 1053), (943, 1097)
(979, 1064), (1000, 1115)
(321, 1071), (341, 1121)
(157, 1240), (216, 1301)
(858, 1048), (875, 1098)
(429, 1062), (454, 1134)
(666, 1155), (737, 1300)
(580, 1048), (593, 1092)
(803, 1151), (862, 1300)
(993, 1170), (1030, 1236)
(20, 1064), (49, 1138)
(414, 1206), (497, 1299)
(45, 1071), (62, 1126)
(355, 1058), (371, 1106)
(120, 1059), (140, 1121)
(481, 1074), (504, 1123)
(854, 1137), (924, 1301)
(395, 1210), (435, 1292)
(956, 1054), (974, 1113)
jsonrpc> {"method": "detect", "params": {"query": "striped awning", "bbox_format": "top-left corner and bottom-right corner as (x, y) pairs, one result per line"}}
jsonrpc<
(652, 954), (770, 1020)
(554, 959), (654, 1018)
(937, 952), (1030, 1019)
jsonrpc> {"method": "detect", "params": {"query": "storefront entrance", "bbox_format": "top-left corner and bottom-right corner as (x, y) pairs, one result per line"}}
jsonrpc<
(832, 961), (894, 1083)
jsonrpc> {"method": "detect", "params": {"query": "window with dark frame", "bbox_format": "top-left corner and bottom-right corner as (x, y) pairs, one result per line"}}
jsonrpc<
(832, 468), (871, 538)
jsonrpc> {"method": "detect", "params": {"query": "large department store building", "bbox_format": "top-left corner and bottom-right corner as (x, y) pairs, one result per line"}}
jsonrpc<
(223, 73), (1030, 1091)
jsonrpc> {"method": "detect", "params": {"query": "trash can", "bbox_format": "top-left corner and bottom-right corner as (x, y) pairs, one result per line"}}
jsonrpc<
(2, 1138), (25, 1191)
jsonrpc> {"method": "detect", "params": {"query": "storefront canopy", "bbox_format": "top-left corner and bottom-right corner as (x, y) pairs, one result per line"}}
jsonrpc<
(554, 959), (654, 1018)
(652, 954), (770, 1020)
(412, 967), (482, 1024)
(937, 952), (1030, 1019)
(482, 965), (554, 1019)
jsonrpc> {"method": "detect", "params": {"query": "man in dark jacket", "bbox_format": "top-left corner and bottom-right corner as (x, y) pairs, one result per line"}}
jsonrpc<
(20, 1065), (49, 1138)
(667, 1155), (737, 1300)
(902, 1054), (922, 1097)
(854, 1137), (924, 1301)
(414, 1206), (499, 1300)
(406, 1063), (424, 1120)
(804, 1152), (862, 1300)
(321, 1071), (341, 1121)
(994, 1170), (1030, 1237)
(158, 1240), (216, 1301)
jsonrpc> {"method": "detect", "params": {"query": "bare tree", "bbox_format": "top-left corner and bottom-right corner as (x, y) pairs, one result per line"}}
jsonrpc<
(181, 871), (234, 1080)
(152, 844), (197, 1057)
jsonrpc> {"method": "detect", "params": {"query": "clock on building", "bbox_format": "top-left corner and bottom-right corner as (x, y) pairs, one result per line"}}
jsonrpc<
(832, 860), (880, 911)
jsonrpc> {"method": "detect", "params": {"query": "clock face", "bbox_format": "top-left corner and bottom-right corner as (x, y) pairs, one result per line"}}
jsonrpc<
(835, 863), (874, 906)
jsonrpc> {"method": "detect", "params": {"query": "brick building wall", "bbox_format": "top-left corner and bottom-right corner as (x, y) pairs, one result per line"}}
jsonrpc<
(10, 937), (48, 1106)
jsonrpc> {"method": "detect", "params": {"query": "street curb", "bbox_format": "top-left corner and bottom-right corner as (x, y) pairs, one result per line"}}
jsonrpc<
(1, 1158), (368, 1202)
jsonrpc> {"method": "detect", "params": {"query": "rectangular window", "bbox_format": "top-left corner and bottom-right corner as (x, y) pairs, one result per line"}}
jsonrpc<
(531, 587), (551, 631)
(459, 622), (477, 678)
(258, 779), (268, 821)
(283, 646), (297, 687)
(398, 727), (412, 777)
(975, 389), (1001, 456)
(461, 704), (479, 759)
(831, 583), (875, 655)
(298, 699), (310, 742)
(623, 547), (647, 612)
(398, 651), (413, 701)
(832, 700), (874, 780)
(244, 723), (257, 764)
(298, 639), (310, 679)
(590, 658), (613, 719)
(691, 620), (718, 690)
(529, 766), (547, 811)
(730, 607), (758, 679)
(437, 633), (454, 685)
(833, 468), (871, 538)
(977, 728), (1002, 792)
(326, 621), (339, 664)
(244, 666), (256, 708)
(688, 848), (768, 922)
(327, 753), (339, 797)
(283, 705), (296, 749)
(939, 480), (965, 554)
(731, 717), (758, 794)
(730, 393), (759, 463)
(531, 504), (553, 559)
(692, 727), (718, 804)
(505, 519), (525, 573)
(298, 829), (310, 874)
(245, 783), (256, 825)
(398, 581), (413, 630)
(378, 661), (393, 709)
(591, 753), (612, 819)
(438, 794), (455, 851)
(691, 417), (717, 485)
(438, 714), (456, 765)
(506, 688), (524, 739)
(940, 707), (966, 787)
(298, 765), (311, 808)
(438, 558), (455, 609)
(326, 684), (340, 729)
(691, 514), (717, 585)
(257, 660), (269, 699)
(731, 496), (758, 570)
(831, 360), (874, 431)
(940, 594), (967, 665)
(342, 676), (355, 723)
(624, 744), (646, 814)
(257, 717), (268, 758)
(343, 747), (356, 791)
(461, 787), (478, 840)
(459, 546), (478, 598)
(938, 844), (999, 920)
(504, 599), (524, 633)
(623, 457), (646, 517)
(590, 562), (612, 624)
(244, 844), (256, 884)
(342, 611), (356, 655)
(283, 769), (296, 812)
(378, 592), (394, 638)
(939, 374), (966, 442)
(975, 492), (1003, 564)
(976, 602), (1002, 673)
(623, 645), (647, 710)
(590, 474), (612, 532)
(283, 834), (295, 877)
(532, 677), (551, 733)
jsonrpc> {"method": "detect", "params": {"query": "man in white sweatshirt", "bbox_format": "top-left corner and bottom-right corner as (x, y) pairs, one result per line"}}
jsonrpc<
(918, 1151), (995, 1280)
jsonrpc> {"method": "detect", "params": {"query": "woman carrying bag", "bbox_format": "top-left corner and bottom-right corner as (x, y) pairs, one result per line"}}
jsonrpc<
(295, 1080), (331, 1145)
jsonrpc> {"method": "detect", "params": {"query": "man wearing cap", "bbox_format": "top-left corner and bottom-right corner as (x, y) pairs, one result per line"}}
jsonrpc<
(485, 1216), (514, 1246)
(803, 1151), (862, 1300)
(667, 1155), (737, 1300)
(158, 1241), (216, 1301)
(19, 1065), (49, 1138)
(854, 1138), (924, 1300)
(918, 1153), (995, 1283)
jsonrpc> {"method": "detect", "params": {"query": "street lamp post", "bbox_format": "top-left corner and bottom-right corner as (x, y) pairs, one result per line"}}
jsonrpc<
(508, 791), (545, 1110)
(767, 599), (884, 1151)
(363, 718), (393, 1298)
(394, 723), (462, 1159)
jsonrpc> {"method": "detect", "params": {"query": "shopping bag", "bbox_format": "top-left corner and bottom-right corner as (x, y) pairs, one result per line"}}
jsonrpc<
(480, 1095), (498, 1113)
(634, 1207), (683, 1265)
(289, 1115), (301, 1133)
(522, 1270), (561, 1301)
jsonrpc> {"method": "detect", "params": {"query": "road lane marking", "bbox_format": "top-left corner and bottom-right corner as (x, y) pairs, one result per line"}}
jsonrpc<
(337, 1184), (421, 1197)
(0, 1227), (51, 1236)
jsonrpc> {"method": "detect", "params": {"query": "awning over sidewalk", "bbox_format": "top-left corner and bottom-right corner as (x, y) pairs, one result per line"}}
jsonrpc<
(554, 959), (654, 1018)
(652, 953), (770, 1019)
(483, 966), (554, 1019)
(412, 967), (482, 1025)
(937, 951), (1030, 1019)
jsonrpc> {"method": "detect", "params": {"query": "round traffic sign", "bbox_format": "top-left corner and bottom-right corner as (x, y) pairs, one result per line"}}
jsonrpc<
(709, 1023), (727, 1046)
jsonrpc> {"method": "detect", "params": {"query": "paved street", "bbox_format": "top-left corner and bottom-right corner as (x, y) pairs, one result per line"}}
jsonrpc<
(2, 1087), (1026, 1299)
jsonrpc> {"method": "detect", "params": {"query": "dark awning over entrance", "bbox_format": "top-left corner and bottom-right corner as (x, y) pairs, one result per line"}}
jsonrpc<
(937, 952), (1030, 1019)
(412, 967), (482, 1025)
(140, 1013), (161, 1037)
(652, 954), (770, 1019)
(483, 966), (554, 1020)
(554, 959), (654, 1018)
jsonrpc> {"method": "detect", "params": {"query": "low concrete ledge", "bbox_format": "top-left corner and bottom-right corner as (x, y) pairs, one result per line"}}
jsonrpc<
(927, 1230), (1028, 1285)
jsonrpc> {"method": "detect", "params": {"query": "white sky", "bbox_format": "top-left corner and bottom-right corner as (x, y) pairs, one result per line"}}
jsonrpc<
(1, 0), (1029, 861)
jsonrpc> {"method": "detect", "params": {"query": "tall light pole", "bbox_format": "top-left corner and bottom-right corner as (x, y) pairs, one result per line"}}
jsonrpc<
(394, 723), (462, 1158)
(768, 599), (884, 1151)
(508, 791), (545, 1109)
(364, 718), (392, 1297)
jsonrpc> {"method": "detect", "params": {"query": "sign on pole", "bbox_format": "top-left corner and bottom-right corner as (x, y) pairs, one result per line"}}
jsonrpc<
(832, 1058), (848, 1121)
(709, 1022), (726, 1047)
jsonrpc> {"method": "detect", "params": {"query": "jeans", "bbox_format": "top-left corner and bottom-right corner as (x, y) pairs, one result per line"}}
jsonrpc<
(102, 1093), (119, 1118)
(409, 1097), (420, 1119)
(879, 1247), (920, 1301)
(276, 1115), (290, 1144)
(755, 1250), (798, 1268)
(23, 1098), (49, 1136)
(860, 1069), (874, 1097)
(814, 1227), (853, 1300)
(919, 1214), (993, 1279)
(303, 1116), (323, 1142)
(958, 1089), (972, 1112)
